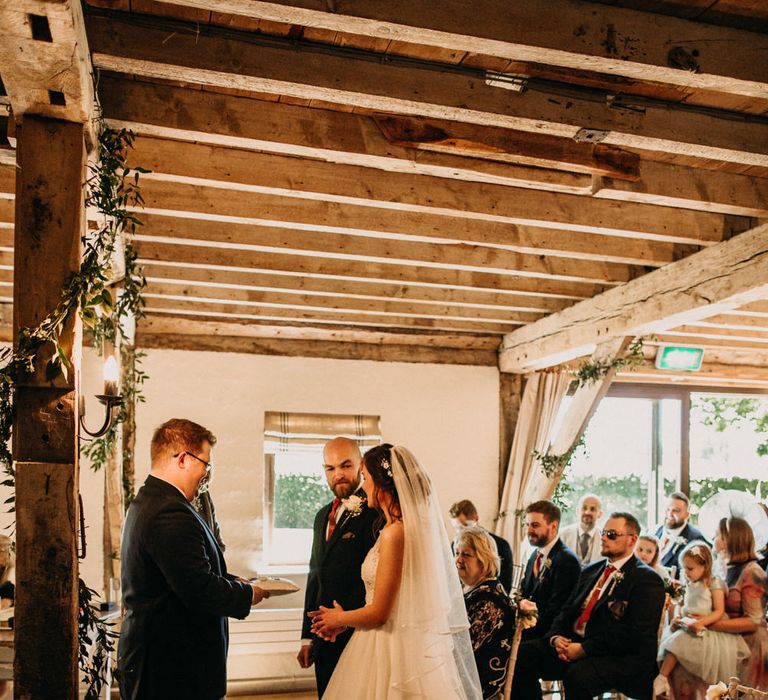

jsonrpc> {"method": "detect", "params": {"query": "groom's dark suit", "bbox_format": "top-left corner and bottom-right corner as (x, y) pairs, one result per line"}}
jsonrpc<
(302, 493), (378, 697)
(512, 554), (665, 700)
(118, 475), (253, 700)
(520, 538), (581, 641)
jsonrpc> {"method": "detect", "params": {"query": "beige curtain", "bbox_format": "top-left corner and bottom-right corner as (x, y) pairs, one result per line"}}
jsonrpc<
(495, 371), (571, 564)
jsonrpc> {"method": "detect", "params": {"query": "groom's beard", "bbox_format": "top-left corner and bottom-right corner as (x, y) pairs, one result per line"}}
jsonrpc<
(332, 479), (359, 499)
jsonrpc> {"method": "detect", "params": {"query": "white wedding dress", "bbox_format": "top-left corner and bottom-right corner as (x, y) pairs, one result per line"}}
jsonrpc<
(323, 447), (482, 700)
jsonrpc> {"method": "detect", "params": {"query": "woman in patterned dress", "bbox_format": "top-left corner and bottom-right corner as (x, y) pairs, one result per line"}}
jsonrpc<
(456, 526), (515, 699)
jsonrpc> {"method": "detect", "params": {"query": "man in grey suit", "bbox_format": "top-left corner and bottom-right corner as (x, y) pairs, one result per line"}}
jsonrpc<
(560, 494), (605, 566)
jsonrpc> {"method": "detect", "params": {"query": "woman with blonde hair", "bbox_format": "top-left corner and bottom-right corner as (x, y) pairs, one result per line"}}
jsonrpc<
(455, 526), (514, 699)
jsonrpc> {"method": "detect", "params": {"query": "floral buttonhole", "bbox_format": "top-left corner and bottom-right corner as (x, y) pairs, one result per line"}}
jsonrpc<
(342, 494), (365, 517)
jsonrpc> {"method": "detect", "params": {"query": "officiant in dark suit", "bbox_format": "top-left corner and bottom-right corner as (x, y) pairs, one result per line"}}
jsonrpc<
(118, 419), (269, 700)
(298, 437), (379, 697)
(655, 491), (709, 574)
(512, 512), (665, 700)
(520, 500), (581, 641)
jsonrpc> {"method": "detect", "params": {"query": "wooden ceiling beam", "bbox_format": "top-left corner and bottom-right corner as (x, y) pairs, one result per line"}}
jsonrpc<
(618, 360), (768, 388)
(143, 280), (547, 323)
(87, 13), (768, 167)
(138, 314), (502, 350)
(135, 240), (609, 299)
(141, 263), (577, 312)
(101, 76), (593, 194)
(0, 0), (96, 142)
(499, 223), (768, 372)
(160, 0), (768, 101)
(129, 137), (729, 251)
(138, 330), (500, 365)
(135, 166), (731, 251)
(134, 213), (637, 284)
(143, 296), (521, 334)
(595, 160), (768, 218)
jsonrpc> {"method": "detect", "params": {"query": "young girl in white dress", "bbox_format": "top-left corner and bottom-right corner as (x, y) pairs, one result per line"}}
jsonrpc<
(309, 444), (482, 700)
(654, 541), (750, 696)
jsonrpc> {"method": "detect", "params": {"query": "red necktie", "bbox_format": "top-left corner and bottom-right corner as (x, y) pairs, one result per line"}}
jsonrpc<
(326, 498), (342, 540)
(575, 564), (615, 632)
(533, 551), (543, 578)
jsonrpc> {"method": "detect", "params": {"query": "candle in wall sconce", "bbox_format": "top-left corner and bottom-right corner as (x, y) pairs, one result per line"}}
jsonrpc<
(103, 355), (119, 397)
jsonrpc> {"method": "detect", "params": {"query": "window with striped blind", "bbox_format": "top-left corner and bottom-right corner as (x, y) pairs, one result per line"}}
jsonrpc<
(264, 412), (380, 565)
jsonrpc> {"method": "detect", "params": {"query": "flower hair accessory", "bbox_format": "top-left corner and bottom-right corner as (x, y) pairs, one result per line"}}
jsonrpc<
(381, 457), (393, 478)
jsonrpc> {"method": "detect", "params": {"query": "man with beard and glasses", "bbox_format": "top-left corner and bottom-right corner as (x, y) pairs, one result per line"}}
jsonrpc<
(560, 494), (605, 566)
(655, 491), (709, 575)
(118, 419), (269, 700)
(297, 437), (379, 697)
(520, 500), (581, 642)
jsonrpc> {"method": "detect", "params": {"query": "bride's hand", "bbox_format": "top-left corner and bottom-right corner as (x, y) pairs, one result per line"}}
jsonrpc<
(309, 601), (345, 636)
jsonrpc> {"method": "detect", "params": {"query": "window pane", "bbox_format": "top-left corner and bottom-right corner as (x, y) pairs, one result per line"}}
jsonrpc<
(269, 449), (327, 565)
(564, 397), (654, 529)
(689, 393), (768, 531)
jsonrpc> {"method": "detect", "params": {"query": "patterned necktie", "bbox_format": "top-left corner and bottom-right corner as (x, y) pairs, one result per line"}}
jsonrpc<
(575, 564), (616, 633)
(533, 551), (543, 578)
(579, 532), (591, 562)
(326, 498), (342, 541)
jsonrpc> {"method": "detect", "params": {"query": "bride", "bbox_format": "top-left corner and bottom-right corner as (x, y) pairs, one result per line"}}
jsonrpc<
(310, 444), (482, 699)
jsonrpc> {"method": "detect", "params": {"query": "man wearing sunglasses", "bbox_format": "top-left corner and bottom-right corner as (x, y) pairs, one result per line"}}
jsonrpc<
(118, 418), (270, 700)
(511, 512), (665, 700)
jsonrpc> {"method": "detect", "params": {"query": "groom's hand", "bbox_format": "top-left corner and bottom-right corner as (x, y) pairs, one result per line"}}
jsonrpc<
(250, 584), (270, 605)
(297, 643), (313, 668)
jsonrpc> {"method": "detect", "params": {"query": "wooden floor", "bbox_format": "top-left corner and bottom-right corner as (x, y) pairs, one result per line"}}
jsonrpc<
(232, 693), (316, 700)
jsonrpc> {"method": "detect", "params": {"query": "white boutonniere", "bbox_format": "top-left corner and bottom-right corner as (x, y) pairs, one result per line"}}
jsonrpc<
(607, 570), (625, 596)
(342, 494), (364, 517)
(538, 558), (553, 578)
(673, 535), (688, 549)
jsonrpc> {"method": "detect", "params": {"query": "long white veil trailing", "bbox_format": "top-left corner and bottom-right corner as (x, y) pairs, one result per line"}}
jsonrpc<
(388, 446), (482, 699)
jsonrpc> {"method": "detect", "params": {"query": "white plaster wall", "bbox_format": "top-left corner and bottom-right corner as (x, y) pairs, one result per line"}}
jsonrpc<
(4, 347), (502, 600)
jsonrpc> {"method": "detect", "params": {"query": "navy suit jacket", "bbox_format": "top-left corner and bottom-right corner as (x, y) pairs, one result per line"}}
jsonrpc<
(655, 521), (710, 573)
(118, 476), (253, 700)
(491, 532), (514, 594)
(520, 538), (581, 641)
(548, 555), (665, 699)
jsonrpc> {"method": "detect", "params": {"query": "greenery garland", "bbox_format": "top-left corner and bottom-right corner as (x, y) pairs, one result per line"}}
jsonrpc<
(573, 337), (645, 388)
(532, 435), (586, 511)
(0, 125), (147, 696)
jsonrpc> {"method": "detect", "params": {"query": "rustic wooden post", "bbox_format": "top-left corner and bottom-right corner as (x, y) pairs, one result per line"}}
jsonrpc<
(498, 373), (522, 501)
(12, 115), (85, 698)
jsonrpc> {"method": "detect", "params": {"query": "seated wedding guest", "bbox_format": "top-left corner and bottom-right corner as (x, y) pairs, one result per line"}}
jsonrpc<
(512, 512), (665, 700)
(560, 494), (605, 566)
(635, 534), (670, 580)
(450, 499), (514, 593)
(655, 542), (749, 697)
(520, 500), (581, 642)
(670, 516), (768, 697)
(455, 526), (514, 699)
(655, 491), (708, 575)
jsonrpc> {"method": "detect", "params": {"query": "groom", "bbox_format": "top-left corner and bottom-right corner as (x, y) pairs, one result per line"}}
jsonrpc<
(298, 437), (379, 697)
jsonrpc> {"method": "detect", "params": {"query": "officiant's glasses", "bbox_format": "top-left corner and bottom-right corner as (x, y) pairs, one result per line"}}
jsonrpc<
(174, 451), (214, 473)
(601, 529), (629, 540)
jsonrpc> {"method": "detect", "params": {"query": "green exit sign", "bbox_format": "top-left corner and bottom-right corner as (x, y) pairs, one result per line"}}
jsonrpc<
(655, 345), (704, 371)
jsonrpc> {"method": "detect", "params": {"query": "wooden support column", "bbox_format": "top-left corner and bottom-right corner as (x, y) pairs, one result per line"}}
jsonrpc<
(498, 373), (523, 502)
(12, 115), (84, 699)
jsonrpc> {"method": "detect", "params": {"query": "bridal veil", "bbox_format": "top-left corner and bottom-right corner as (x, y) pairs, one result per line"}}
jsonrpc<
(388, 446), (482, 699)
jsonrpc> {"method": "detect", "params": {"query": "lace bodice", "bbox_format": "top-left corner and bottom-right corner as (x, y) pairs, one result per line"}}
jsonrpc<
(361, 537), (381, 604)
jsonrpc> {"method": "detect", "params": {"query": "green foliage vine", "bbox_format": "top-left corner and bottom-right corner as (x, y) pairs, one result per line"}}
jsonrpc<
(0, 125), (147, 697)
(573, 337), (646, 388)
